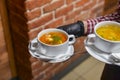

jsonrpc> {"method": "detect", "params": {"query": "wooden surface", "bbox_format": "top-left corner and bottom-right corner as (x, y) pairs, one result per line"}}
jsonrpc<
(0, 16), (12, 80)
(0, 0), (17, 79)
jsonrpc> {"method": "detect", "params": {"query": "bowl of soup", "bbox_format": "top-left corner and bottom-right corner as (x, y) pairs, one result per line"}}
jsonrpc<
(96, 23), (120, 42)
(36, 28), (75, 57)
(39, 31), (67, 45)
(86, 21), (120, 53)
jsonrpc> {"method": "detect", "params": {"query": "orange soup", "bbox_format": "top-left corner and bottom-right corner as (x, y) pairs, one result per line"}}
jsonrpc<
(39, 32), (67, 45)
(96, 24), (120, 41)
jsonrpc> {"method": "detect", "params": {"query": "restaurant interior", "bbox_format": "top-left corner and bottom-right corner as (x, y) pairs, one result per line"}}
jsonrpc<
(0, 0), (118, 80)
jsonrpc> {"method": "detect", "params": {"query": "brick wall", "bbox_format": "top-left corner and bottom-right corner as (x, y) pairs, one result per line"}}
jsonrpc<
(25, 0), (105, 40)
(6, 0), (105, 80)
(24, 0), (105, 80)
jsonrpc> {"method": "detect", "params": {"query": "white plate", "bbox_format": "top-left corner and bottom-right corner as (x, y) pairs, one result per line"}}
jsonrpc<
(49, 45), (74, 63)
(84, 39), (120, 66)
(28, 38), (74, 63)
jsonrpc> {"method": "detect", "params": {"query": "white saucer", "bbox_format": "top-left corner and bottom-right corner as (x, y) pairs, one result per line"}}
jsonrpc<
(49, 45), (74, 63)
(84, 39), (120, 66)
(28, 38), (74, 63)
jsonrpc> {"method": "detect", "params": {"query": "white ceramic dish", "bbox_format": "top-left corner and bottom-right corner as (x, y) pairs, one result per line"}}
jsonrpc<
(36, 28), (75, 57)
(84, 39), (120, 66)
(28, 38), (74, 63)
(87, 21), (120, 53)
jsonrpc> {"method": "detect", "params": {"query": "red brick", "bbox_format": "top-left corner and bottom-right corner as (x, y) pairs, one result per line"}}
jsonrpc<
(36, 62), (52, 72)
(33, 72), (45, 80)
(64, 19), (74, 25)
(25, 0), (51, 10)
(66, 0), (75, 4)
(75, 0), (90, 8)
(65, 11), (75, 21)
(82, 1), (97, 11)
(45, 63), (59, 74)
(28, 27), (43, 40)
(42, 74), (52, 80)
(25, 0), (37, 10)
(45, 17), (64, 29)
(32, 68), (41, 77)
(91, 3), (104, 15)
(31, 60), (43, 70)
(74, 12), (90, 21)
(43, 0), (64, 13)
(29, 56), (39, 63)
(74, 8), (82, 16)
(55, 5), (74, 18)
(28, 13), (53, 29)
(25, 8), (41, 20)
(43, 64), (60, 80)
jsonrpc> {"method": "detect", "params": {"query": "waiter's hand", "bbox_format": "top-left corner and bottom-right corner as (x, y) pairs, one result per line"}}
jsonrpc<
(57, 21), (84, 38)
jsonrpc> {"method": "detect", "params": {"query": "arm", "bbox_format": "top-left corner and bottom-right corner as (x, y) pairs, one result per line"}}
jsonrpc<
(85, 12), (120, 34)
(58, 0), (120, 37)
(85, 0), (120, 34)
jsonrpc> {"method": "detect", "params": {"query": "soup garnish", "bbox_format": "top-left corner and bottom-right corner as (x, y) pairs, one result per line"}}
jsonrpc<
(39, 32), (67, 45)
(96, 24), (120, 41)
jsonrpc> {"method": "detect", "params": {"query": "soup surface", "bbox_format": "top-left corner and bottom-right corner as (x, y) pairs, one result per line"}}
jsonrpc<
(39, 32), (67, 45)
(96, 24), (120, 41)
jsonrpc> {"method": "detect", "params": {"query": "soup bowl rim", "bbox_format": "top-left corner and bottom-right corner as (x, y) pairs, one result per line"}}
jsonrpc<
(94, 21), (120, 43)
(37, 28), (69, 47)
